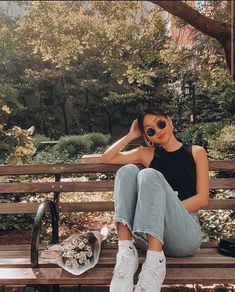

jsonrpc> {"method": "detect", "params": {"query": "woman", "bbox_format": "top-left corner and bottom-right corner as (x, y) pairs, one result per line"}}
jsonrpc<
(101, 105), (209, 292)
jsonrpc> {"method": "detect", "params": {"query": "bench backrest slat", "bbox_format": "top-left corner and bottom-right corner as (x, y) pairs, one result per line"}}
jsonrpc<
(0, 178), (234, 194)
(0, 199), (235, 215)
(210, 178), (235, 189)
(0, 181), (114, 193)
(0, 160), (234, 216)
(0, 160), (234, 175)
(60, 199), (235, 212)
(0, 164), (125, 175)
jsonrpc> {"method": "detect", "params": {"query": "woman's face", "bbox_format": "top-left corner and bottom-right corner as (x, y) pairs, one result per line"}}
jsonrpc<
(142, 114), (173, 145)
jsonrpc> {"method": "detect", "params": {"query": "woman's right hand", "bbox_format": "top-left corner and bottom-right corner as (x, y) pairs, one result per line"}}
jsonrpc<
(101, 118), (146, 165)
(129, 119), (142, 140)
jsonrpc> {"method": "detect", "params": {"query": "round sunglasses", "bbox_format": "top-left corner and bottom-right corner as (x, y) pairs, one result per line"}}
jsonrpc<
(145, 119), (167, 137)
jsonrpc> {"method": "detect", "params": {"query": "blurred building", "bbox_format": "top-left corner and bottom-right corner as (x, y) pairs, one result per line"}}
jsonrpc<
(167, 1), (197, 49)
(0, 1), (23, 17)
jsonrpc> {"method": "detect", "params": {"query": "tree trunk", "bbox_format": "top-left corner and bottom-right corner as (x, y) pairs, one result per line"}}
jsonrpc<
(151, 0), (234, 80)
(39, 96), (48, 136)
(61, 76), (69, 135)
(105, 109), (113, 137)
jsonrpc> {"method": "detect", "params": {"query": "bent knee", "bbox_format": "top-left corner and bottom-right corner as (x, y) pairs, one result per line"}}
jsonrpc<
(116, 164), (139, 176)
(116, 164), (139, 179)
(138, 168), (163, 182)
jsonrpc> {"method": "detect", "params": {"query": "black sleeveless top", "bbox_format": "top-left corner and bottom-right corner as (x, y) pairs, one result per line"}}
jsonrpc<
(149, 144), (196, 201)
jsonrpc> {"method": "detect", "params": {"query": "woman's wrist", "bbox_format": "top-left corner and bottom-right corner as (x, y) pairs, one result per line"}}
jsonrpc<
(125, 132), (137, 143)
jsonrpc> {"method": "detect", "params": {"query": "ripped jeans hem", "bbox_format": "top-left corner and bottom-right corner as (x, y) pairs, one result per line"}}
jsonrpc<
(114, 219), (164, 247)
(133, 228), (164, 245)
(114, 218), (133, 235)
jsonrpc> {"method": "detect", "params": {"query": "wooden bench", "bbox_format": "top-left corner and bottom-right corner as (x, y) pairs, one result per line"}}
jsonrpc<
(0, 160), (235, 291)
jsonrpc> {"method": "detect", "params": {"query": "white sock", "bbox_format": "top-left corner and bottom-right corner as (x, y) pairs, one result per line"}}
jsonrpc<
(145, 250), (165, 266)
(118, 240), (134, 254)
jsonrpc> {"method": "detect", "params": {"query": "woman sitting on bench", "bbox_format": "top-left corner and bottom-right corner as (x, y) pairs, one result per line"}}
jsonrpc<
(101, 104), (209, 292)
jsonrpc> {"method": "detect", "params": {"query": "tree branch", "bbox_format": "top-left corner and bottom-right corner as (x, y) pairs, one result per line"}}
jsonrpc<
(150, 0), (230, 42)
(150, 0), (234, 79)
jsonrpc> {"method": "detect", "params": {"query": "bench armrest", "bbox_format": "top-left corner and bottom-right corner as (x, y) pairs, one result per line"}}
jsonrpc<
(31, 200), (59, 268)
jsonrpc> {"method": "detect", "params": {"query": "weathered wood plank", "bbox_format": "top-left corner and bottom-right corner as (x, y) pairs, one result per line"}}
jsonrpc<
(0, 199), (235, 214)
(0, 181), (114, 193)
(209, 160), (235, 171)
(210, 178), (235, 189)
(0, 160), (234, 176)
(0, 242), (218, 251)
(0, 245), (47, 251)
(1, 244), (235, 285)
(0, 163), (127, 175)
(1, 252), (235, 269)
(59, 201), (114, 213)
(0, 178), (234, 195)
(204, 199), (235, 210)
(0, 202), (40, 214)
(0, 248), (218, 258)
(0, 267), (235, 285)
(59, 199), (235, 212)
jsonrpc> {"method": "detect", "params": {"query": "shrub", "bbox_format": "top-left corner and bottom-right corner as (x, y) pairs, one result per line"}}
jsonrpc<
(56, 135), (92, 157)
(83, 133), (111, 152)
(177, 122), (225, 149)
(199, 210), (235, 241)
(32, 134), (51, 151)
(55, 133), (110, 158)
(28, 148), (70, 164)
(0, 214), (34, 231)
(0, 126), (37, 165)
(0, 186), (56, 231)
(208, 124), (235, 160)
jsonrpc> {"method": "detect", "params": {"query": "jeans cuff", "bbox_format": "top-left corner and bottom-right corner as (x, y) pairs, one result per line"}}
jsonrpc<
(133, 228), (164, 245)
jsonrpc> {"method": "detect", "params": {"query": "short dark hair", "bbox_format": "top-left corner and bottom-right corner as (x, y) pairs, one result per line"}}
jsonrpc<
(137, 104), (169, 133)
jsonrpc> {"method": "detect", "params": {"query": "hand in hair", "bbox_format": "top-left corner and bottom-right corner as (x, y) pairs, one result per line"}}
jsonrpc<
(129, 119), (142, 140)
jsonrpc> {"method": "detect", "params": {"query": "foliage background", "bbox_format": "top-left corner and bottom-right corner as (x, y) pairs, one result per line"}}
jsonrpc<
(0, 1), (234, 242)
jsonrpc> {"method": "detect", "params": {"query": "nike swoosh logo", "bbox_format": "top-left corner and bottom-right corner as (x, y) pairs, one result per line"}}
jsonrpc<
(159, 258), (164, 263)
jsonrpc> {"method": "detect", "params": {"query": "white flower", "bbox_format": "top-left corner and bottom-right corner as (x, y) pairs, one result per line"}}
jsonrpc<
(65, 259), (73, 267)
(86, 250), (93, 258)
(61, 233), (95, 268)
(71, 238), (79, 246)
(78, 242), (85, 249)
(72, 261), (79, 268)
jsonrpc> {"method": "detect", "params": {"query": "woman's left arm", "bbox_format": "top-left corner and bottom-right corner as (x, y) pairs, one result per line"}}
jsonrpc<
(182, 146), (209, 213)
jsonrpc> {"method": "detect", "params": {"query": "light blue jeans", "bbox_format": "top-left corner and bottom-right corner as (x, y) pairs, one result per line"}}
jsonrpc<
(114, 164), (202, 257)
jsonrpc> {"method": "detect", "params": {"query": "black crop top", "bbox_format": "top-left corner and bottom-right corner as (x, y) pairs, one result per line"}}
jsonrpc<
(149, 144), (196, 201)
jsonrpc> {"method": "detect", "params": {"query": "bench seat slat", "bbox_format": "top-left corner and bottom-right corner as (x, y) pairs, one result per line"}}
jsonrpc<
(0, 247), (223, 257)
(0, 267), (235, 285)
(1, 251), (235, 268)
(0, 242), (219, 250)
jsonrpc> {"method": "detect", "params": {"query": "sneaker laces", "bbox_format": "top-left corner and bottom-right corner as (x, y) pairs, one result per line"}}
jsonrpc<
(113, 253), (135, 279)
(136, 262), (160, 291)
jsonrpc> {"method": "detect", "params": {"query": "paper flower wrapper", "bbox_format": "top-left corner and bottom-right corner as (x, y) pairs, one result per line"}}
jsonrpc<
(40, 226), (109, 275)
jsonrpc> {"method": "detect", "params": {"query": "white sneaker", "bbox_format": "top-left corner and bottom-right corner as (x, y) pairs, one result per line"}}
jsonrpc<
(134, 256), (166, 292)
(110, 245), (139, 292)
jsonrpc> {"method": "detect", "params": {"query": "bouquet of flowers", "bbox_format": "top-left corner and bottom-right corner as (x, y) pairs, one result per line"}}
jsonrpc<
(41, 226), (109, 275)
(60, 233), (95, 268)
